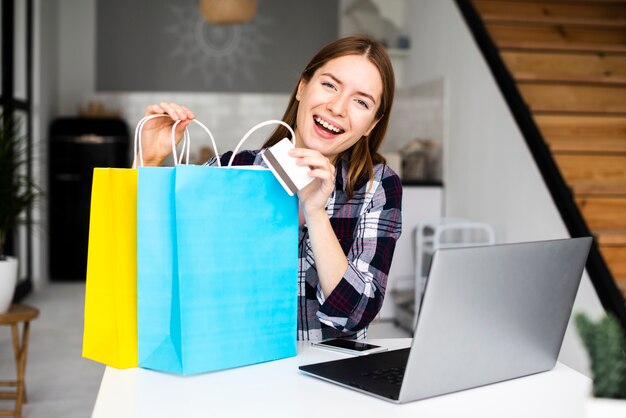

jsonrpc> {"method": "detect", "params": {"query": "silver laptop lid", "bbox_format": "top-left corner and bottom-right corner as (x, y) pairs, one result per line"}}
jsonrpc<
(399, 237), (591, 402)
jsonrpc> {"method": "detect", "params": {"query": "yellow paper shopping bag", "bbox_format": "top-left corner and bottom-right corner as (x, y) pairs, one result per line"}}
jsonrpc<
(82, 168), (138, 368)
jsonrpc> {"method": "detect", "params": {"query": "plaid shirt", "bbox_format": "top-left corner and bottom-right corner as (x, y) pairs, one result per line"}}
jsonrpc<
(211, 150), (402, 340)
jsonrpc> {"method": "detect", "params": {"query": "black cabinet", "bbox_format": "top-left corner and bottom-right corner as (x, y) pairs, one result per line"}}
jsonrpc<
(48, 118), (130, 280)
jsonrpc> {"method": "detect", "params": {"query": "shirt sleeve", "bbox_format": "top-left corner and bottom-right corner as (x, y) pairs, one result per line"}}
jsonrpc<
(316, 169), (403, 332)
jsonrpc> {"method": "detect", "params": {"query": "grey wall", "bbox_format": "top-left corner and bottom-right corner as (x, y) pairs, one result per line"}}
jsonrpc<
(96, 0), (338, 93)
(58, 0), (95, 115)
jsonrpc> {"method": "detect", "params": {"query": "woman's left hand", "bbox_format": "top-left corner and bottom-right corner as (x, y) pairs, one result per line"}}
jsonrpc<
(289, 148), (336, 218)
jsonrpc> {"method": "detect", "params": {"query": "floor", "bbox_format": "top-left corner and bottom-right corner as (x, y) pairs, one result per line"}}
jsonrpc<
(0, 283), (104, 418)
(0, 283), (409, 418)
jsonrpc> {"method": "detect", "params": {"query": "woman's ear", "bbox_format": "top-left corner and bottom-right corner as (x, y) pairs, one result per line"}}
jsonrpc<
(296, 79), (306, 101)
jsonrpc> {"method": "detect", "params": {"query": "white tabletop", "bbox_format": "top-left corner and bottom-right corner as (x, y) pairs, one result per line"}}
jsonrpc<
(92, 338), (591, 418)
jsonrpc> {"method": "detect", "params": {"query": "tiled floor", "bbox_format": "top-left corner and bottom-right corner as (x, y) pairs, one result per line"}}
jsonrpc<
(0, 283), (104, 418)
(0, 283), (409, 418)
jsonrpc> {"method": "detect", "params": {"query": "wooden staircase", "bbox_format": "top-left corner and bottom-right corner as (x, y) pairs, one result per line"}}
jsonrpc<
(471, 0), (626, 297)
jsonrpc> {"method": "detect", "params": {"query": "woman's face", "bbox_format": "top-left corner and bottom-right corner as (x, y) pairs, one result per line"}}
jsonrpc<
(294, 54), (383, 163)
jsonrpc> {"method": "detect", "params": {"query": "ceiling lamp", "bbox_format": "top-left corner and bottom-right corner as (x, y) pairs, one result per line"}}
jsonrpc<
(199, 0), (257, 24)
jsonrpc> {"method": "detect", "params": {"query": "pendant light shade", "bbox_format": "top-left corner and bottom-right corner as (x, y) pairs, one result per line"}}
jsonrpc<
(199, 0), (257, 24)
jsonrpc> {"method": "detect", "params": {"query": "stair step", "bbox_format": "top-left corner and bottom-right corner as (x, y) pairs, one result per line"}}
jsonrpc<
(572, 183), (626, 196)
(484, 15), (626, 28)
(474, 0), (626, 22)
(501, 51), (626, 83)
(616, 279), (626, 298)
(515, 73), (626, 86)
(487, 24), (626, 47)
(601, 245), (626, 277)
(554, 154), (626, 185)
(577, 196), (626, 228)
(547, 140), (626, 154)
(596, 229), (626, 245)
(499, 40), (626, 54)
(478, 1), (626, 5)
(534, 114), (626, 153)
(533, 109), (626, 116)
(519, 83), (626, 114)
(596, 231), (626, 291)
(484, 4), (626, 54)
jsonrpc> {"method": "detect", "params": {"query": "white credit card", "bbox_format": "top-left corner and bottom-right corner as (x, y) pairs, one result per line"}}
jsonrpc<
(262, 137), (314, 196)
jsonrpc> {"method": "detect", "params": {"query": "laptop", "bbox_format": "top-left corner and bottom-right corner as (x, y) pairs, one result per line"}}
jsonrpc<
(299, 237), (592, 403)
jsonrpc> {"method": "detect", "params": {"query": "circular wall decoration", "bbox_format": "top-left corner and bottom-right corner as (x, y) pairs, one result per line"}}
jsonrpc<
(167, 2), (271, 87)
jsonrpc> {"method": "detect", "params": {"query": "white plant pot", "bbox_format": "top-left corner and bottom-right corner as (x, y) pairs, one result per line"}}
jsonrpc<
(587, 396), (626, 418)
(0, 257), (18, 313)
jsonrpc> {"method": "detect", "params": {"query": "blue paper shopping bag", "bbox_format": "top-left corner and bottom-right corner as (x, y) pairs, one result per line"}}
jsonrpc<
(137, 119), (298, 375)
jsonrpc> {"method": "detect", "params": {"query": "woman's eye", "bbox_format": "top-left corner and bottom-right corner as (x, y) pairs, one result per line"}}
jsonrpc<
(322, 82), (336, 90)
(355, 99), (370, 110)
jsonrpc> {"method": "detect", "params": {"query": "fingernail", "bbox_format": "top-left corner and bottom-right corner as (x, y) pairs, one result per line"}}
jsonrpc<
(288, 149), (296, 156)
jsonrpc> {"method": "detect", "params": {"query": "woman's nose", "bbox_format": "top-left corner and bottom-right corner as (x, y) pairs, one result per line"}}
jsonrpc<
(327, 94), (347, 116)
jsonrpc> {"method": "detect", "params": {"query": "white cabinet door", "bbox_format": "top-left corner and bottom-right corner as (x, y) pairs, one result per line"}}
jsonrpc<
(378, 186), (443, 320)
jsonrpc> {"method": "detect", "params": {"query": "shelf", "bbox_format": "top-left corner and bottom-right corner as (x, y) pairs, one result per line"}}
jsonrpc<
(387, 48), (411, 59)
(402, 180), (444, 187)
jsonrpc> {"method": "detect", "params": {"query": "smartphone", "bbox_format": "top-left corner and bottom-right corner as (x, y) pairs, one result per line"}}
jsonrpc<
(311, 338), (388, 356)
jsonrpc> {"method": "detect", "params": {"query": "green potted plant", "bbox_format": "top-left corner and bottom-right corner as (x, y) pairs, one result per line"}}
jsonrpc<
(0, 115), (39, 313)
(575, 312), (626, 417)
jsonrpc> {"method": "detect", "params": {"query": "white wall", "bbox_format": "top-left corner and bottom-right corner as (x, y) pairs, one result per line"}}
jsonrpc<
(402, 0), (605, 375)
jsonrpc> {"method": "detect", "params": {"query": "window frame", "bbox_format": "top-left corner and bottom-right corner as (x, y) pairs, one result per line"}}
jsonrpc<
(1, 0), (34, 299)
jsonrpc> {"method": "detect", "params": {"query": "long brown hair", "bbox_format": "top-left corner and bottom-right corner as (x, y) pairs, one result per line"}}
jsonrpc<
(262, 35), (395, 198)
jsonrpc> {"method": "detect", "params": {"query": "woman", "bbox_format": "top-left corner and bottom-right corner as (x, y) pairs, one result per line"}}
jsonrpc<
(139, 35), (402, 340)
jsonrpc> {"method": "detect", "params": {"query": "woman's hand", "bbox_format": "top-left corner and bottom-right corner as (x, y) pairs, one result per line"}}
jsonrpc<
(289, 148), (336, 220)
(138, 102), (195, 166)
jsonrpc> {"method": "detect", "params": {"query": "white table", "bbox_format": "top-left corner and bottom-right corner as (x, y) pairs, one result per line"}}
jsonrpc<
(92, 338), (591, 417)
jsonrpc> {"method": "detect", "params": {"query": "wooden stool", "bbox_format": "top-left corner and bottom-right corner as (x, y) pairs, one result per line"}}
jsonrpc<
(0, 304), (39, 418)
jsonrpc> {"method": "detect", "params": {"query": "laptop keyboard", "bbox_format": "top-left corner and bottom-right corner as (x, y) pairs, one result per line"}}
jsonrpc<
(361, 366), (406, 387)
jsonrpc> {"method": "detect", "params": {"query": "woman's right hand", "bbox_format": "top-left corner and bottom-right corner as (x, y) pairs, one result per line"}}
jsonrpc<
(138, 102), (196, 166)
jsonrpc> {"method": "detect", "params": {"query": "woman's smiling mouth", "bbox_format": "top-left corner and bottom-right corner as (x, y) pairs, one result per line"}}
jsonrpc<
(314, 116), (345, 136)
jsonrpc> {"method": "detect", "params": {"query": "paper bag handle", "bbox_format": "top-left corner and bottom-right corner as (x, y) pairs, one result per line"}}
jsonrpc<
(179, 119), (221, 167)
(133, 115), (220, 168)
(170, 120), (191, 165)
(228, 120), (296, 167)
(134, 114), (190, 167)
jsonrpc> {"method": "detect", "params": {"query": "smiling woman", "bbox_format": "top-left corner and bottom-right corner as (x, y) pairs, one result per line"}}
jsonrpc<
(263, 36), (395, 198)
(139, 35), (402, 341)
(293, 55), (383, 163)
